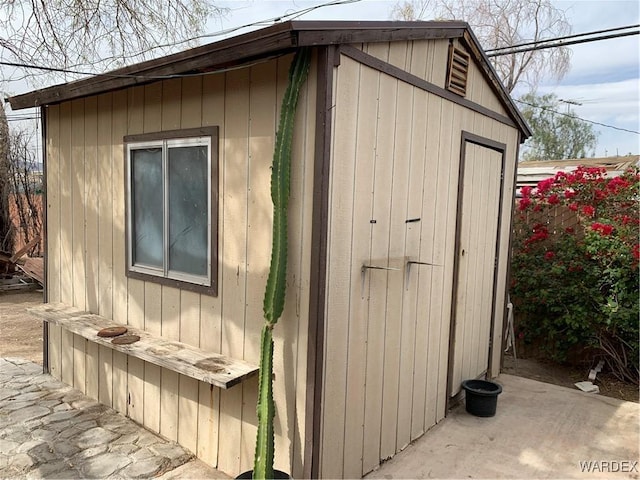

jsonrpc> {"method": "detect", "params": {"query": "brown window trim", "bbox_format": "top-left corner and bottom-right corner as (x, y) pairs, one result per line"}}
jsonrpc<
(124, 126), (219, 297)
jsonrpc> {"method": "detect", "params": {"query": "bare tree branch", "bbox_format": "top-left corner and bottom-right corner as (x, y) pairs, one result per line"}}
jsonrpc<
(0, 1), (226, 256)
(6, 125), (42, 257)
(0, 0), (226, 84)
(389, 0), (572, 93)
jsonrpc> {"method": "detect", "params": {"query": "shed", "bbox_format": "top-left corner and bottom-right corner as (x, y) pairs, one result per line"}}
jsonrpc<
(8, 21), (530, 479)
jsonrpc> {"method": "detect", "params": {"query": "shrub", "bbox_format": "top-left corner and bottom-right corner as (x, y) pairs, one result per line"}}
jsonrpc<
(511, 165), (639, 384)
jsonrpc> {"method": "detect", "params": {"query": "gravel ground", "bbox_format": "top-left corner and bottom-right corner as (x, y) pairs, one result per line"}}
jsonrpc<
(0, 291), (44, 365)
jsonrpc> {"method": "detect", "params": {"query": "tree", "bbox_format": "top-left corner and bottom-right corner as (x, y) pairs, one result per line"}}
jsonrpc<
(511, 166), (639, 384)
(0, 0), (225, 256)
(519, 92), (598, 161)
(390, 0), (572, 93)
(7, 125), (43, 256)
(390, 0), (433, 21)
(0, 0), (225, 80)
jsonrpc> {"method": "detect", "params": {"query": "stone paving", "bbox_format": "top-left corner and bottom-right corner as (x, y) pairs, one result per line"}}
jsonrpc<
(0, 357), (227, 479)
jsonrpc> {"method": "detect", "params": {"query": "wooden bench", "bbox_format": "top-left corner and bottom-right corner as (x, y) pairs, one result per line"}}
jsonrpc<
(29, 303), (258, 389)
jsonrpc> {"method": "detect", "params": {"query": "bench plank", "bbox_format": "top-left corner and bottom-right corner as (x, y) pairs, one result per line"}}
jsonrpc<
(29, 303), (258, 389)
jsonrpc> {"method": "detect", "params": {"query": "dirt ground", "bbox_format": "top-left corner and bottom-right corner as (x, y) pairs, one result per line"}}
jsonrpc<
(503, 351), (639, 403)
(0, 290), (44, 365)
(0, 290), (637, 403)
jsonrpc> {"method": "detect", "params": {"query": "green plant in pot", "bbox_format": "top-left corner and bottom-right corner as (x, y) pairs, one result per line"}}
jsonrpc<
(243, 47), (311, 480)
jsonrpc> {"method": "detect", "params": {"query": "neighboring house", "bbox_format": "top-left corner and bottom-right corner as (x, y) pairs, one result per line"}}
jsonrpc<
(8, 21), (530, 479)
(515, 156), (639, 234)
(517, 155), (639, 191)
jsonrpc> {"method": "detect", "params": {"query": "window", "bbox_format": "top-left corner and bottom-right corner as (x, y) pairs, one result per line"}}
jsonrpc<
(125, 127), (218, 295)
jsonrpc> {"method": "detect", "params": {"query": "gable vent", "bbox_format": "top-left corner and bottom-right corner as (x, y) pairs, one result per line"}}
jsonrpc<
(446, 45), (470, 97)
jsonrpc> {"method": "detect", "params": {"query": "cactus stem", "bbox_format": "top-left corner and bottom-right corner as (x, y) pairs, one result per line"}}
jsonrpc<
(253, 48), (311, 480)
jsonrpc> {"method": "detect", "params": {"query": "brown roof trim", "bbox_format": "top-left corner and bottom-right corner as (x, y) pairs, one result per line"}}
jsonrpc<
(8, 21), (465, 109)
(294, 20), (468, 45)
(8, 20), (529, 138)
(7, 24), (298, 110)
(304, 44), (339, 479)
(446, 131), (508, 408)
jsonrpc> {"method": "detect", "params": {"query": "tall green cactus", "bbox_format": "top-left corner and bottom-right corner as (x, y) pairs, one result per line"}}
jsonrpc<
(253, 48), (311, 480)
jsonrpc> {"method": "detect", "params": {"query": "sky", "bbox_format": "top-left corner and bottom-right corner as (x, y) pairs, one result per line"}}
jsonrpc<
(4, 0), (640, 158)
(208, 0), (640, 158)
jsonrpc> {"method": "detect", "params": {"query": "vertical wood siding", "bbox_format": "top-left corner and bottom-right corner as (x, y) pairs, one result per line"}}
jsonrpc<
(450, 142), (503, 395)
(490, 124), (520, 377)
(362, 39), (511, 118)
(320, 39), (520, 478)
(45, 54), (317, 478)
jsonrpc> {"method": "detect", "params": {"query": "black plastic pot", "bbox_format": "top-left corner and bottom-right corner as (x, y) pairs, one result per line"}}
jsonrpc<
(236, 470), (291, 479)
(461, 379), (503, 417)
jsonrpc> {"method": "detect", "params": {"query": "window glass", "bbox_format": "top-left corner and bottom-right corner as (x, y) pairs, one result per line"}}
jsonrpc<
(168, 145), (208, 276)
(131, 148), (163, 268)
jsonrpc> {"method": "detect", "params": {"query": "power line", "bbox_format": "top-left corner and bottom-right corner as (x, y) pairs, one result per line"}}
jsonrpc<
(6, 115), (40, 122)
(17, 27), (630, 83)
(2, 10), (638, 140)
(485, 24), (639, 53)
(0, 55), (275, 81)
(0, 0), (361, 81)
(6, 112), (40, 117)
(194, 0), (361, 41)
(0, 59), (239, 79)
(514, 98), (640, 135)
(7, 117), (39, 122)
(487, 29), (639, 57)
(67, 0), (361, 72)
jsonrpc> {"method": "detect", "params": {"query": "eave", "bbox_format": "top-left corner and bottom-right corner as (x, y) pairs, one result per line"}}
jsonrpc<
(7, 20), (530, 138)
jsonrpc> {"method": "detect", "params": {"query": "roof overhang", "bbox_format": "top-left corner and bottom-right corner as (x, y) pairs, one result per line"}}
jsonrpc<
(7, 20), (530, 138)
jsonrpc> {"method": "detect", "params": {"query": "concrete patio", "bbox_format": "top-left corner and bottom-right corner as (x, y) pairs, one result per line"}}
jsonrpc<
(0, 357), (228, 479)
(367, 374), (639, 479)
(1, 357), (638, 479)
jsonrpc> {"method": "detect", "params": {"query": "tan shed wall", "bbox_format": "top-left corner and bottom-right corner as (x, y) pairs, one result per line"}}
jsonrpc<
(45, 54), (317, 478)
(319, 41), (519, 478)
(490, 125), (520, 378)
(360, 39), (510, 118)
(359, 39), (448, 88)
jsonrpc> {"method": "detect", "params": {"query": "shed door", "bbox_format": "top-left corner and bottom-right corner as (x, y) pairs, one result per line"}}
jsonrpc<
(449, 139), (504, 397)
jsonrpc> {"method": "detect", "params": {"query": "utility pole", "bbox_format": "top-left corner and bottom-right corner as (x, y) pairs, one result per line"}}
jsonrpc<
(0, 103), (13, 253)
(559, 98), (582, 114)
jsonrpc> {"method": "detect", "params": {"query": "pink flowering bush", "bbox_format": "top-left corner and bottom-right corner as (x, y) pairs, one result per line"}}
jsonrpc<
(511, 166), (639, 384)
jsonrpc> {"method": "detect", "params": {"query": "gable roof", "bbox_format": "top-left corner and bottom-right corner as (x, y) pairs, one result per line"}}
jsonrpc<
(7, 20), (530, 137)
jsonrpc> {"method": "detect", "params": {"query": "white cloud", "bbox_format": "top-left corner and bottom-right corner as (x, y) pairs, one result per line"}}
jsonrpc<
(511, 1), (640, 155)
(563, 36), (639, 84)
